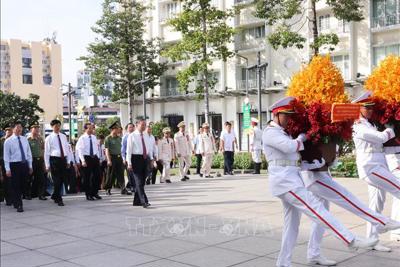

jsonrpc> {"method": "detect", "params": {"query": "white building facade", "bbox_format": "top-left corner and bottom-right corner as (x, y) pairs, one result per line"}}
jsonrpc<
(119, 0), (400, 150)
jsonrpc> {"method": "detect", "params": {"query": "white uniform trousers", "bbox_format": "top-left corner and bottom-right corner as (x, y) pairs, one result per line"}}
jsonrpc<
(307, 176), (389, 259)
(178, 155), (191, 178)
(277, 187), (355, 267)
(365, 166), (400, 239)
(392, 196), (400, 237)
(201, 153), (213, 176)
(252, 149), (262, 163)
(161, 160), (171, 182)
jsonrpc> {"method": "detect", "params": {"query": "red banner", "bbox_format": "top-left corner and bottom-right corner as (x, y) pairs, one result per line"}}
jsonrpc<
(331, 103), (360, 122)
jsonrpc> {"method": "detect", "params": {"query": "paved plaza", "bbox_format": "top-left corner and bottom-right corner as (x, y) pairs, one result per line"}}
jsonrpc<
(1, 174), (399, 267)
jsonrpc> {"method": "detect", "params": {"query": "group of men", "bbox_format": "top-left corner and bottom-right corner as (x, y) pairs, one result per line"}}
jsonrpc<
(263, 92), (400, 267)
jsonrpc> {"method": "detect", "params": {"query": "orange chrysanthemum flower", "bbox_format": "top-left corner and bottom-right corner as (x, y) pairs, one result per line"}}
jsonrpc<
(365, 55), (400, 102)
(287, 55), (348, 104)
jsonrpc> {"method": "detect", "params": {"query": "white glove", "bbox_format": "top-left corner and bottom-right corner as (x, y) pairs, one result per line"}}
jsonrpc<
(300, 158), (326, 171)
(384, 128), (395, 140)
(296, 133), (307, 143)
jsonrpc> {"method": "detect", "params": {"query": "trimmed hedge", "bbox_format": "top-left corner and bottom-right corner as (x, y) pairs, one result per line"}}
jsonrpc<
(330, 155), (358, 177)
(191, 152), (268, 170)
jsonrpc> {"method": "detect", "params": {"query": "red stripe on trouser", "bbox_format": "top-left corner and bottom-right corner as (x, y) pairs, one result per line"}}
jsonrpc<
(289, 191), (350, 245)
(372, 172), (400, 191)
(316, 180), (386, 225)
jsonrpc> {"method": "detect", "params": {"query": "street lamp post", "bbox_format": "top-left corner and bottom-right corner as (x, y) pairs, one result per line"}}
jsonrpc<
(134, 67), (151, 121)
(235, 53), (249, 95)
(62, 83), (76, 142)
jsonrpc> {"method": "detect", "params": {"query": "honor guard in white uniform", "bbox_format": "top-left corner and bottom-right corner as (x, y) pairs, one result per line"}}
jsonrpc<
(250, 117), (263, 174)
(174, 121), (194, 181)
(300, 161), (400, 265)
(263, 96), (378, 267)
(199, 122), (216, 178)
(352, 91), (400, 252)
(158, 127), (175, 183)
(384, 144), (400, 241)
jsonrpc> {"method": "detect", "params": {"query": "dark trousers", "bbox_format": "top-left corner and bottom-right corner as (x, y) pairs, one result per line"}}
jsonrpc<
(223, 151), (234, 174)
(126, 167), (136, 192)
(82, 156), (100, 197)
(105, 155), (125, 191)
(10, 162), (29, 207)
(131, 155), (149, 205)
(149, 160), (163, 184)
(195, 154), (202, 174)
(0, 159), (12, 204)
(28, 157), (46, 198)
(66, 161), (77, 193)
(50, 156), (68, 201)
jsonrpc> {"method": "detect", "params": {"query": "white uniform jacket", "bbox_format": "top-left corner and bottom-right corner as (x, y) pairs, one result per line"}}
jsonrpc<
(174, 131), (193, 157)
(158, 137), (174, 162)
(250, 126), (263, 151)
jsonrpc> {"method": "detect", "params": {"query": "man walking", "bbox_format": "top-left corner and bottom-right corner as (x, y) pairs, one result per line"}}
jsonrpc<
(127, 120), (153, 208)
(4, 122), (33, 212)
(193, 127), (203, 175)
(27, 124), (47, 200)
(158, 127), (175, 183)
(220, 121), (237, 175)
(174, 121), (194, 181)
(122, 123), (135, 195)
(250, 118), (263, 174)
(45, 119), (71, 206)
(199, 122), (216, 178)
(1, 127), (13, 205)
(76, 123), (102, 201)
(104, 121), (125, 195)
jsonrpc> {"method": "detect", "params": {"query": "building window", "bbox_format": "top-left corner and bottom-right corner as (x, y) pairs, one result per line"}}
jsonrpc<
(240, 67), (266, 89)
(318, 14), (331, 31)
(243, 25), (266, 41)
(43, 75), (52, 85)
(22, 57), (32, 68)
(23, 74), (33, 84)
(373, 44), (400, 66)
(373, 0), (400, 27)
(332, 55), (350, 80)
(0, 45), (6, 50)
(338, 19), (350, 33)
(166, 2), (178, 19)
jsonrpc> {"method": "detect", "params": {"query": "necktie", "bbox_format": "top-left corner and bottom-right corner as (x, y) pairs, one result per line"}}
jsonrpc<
(57, 134), (65, 158)
(89, 135), (93, 156)
(141, 133), (147, 159)
(17, 136), (26, 162)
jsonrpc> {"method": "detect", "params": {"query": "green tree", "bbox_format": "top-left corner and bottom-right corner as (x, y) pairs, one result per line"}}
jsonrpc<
(151, 120), (169, 139)
(162, 0), (237, 124)
(0, 91), (44, 130)
(80, 0), (167, 122)
(254, 0), (364, 56)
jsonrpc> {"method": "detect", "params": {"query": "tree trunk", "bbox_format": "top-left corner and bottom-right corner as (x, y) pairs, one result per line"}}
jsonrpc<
(127, 85), (133, 123)
(311, 0), (319, 57)
(201, 9), (210, 126)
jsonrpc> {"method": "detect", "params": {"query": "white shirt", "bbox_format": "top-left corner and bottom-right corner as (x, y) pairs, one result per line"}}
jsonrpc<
(193, 134), (202, 154)
(148, 134), (157, 160)
(98, 142), (106, 161)
(174, 131), (193, 156)
(76, 133), (100, 163)
(262, 121), (305, 196)
(250, 126), (263, 150)
(220, 130), (236, 152)
(126, 130), (154, 166)
(353, 118), (394, 179)
(3, 134), (33, 172)
(44, 132), (72, 169)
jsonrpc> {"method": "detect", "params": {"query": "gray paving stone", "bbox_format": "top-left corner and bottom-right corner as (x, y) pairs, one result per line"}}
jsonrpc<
(8, 232), (81, 249)
(0, 250), (60, 267)
(0, 241), (28, 255)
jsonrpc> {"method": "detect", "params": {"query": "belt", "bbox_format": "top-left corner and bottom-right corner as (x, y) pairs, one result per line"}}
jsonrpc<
(268, 159), (300, 167)
(84, 155), (98, 159)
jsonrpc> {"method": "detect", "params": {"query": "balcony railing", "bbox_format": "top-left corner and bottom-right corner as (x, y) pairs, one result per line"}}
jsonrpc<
(234, 0), (254, 5)
(160, 87), (184, 97)
(236, 79), (267, 90)
(235, 38), (266, 51)
(373, 14), (400, 28)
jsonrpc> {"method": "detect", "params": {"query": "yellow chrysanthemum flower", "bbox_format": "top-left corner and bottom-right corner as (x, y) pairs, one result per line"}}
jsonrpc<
(287, 55), (348, 104)
(365, 55), (400, 102)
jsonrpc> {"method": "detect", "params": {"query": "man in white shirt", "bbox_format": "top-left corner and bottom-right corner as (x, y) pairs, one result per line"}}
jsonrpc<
(127, 120), (153, 208)
(174, 121), (194, 181)
(220, 122), (238, 175)
(193, 127), (203, 175)
(45, 119), (72, 206)
(76, 123), (102, 201)
(3, 122), (33, 212)
(122, 123), (135, 195)
(145, 123), (158, 184)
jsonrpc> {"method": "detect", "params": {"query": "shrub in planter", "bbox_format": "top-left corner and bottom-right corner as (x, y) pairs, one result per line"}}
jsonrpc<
(331, 155), (358, 177)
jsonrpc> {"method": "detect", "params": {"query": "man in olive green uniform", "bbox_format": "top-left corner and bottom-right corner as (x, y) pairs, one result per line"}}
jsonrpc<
(1, 127), (13, 204)
(27, 124), (47, 200)
(104, 122), (126, 195)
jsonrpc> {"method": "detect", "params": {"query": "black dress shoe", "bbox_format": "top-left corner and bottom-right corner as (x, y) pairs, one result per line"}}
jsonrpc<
(39, 196), (48, 200)
(205, 175), (214, 178)
(184, 175), (190, 180)
(166, 179), (171, 183)
(86, 195), (94, 201)
(93, 195), (102, 200)
(106, 190), (111, 196)
(17, 206), (24, 212)
(58, 201), (64, 206)
(132, 202), (142, 206)
(142, 203), (150, 208)
(6, 202), (12, 206)
(199, 174), (203, 177)
(181, 177), (188, 181)
(25, 196), (32, 200)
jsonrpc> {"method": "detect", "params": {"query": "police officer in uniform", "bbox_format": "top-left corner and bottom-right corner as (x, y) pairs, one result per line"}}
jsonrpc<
(250, 118), (263, 174)
(76, 122), (102, 201)
(104, 121), (125, 195)
(352, 91), (400, 252)
(27, 124), (47, 200)
(45, 119), (72, 206)
(0, 126), (13, 205)
(158, 127), (175, 183)
(3, 122), (33, 212)
(199, 122), (216, 178)
(174, 121), (194, 181)
(263, 96), (378, 267)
